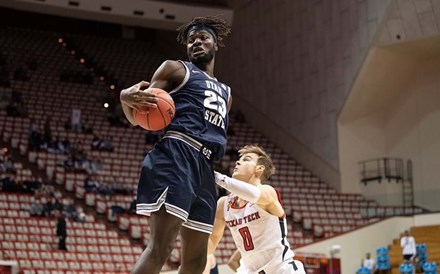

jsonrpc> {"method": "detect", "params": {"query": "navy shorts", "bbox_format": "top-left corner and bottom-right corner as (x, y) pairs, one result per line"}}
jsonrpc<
(136, 137), (217, 234)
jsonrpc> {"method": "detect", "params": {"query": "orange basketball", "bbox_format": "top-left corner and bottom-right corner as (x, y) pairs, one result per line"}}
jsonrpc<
(133, 88), (175, 131)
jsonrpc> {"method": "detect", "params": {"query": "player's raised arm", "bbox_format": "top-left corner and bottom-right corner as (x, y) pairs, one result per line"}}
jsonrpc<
(215, 172), (279, 206)
(119, 60), (185, 126)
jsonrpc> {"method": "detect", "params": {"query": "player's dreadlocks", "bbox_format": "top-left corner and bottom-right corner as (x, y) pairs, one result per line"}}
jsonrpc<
(176, 15), (231, 47)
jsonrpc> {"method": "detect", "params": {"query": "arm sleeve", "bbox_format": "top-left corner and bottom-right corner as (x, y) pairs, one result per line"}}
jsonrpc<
(214, 172), (261, 203)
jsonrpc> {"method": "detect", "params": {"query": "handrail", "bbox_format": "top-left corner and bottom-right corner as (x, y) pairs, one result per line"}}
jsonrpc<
(358, 157), (404, 184)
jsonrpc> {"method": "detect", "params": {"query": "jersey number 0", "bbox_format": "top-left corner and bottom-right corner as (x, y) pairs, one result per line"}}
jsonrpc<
(238, 226), (254, 251)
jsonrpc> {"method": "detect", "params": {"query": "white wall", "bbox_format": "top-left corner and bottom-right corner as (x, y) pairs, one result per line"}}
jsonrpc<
(384, 57), (440, 209)
(218, 0), (391, 178)
(339, 112), (387, 194)
(218, 0), (440, 194)
(338, 39), (440, 209)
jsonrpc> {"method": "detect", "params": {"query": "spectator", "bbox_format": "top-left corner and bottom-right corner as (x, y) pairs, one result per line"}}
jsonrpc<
(22, 176), (42, 193)
(91, 135), (102, 151)
(43, 117), (52, 146)
(29, 198), (43, 217)
(362, 252), (376, 273)
(54, 198), (64, 212)
(64, 199), (77, 220)
(1, 174), (18, 192)
(55, 209), (68, 251)
(28, 118), (42, 149)
(81, 118), (93, 134)
(71, 106), (81, 132)
(84, 176), (99, 193)
(42, 197), (55, 217)
(75, 206), (86, 223)
(400, 230), (416, 262)
(62, 137), (71, 154)
(99, 136), (113, 152)
(3, 155), (16, 174)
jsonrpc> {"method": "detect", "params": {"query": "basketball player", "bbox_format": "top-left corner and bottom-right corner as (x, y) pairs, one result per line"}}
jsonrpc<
(207, 145), (306, 274)
(119, 16), (231, 274)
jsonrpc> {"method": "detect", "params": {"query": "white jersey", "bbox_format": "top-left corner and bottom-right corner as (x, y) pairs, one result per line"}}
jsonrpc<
(223, 194), (296, 273)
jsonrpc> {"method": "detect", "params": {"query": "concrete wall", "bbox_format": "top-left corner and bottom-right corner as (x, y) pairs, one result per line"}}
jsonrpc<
(338, 38), (440, 209)
(218, 0), (391, 181)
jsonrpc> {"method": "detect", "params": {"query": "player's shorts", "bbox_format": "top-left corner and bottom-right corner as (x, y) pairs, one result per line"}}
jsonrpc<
(136, 131), (217, 234)
(237, 260), (306, 274)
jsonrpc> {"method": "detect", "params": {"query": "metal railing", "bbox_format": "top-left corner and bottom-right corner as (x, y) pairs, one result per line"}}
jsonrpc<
(359, 157), (404, 185)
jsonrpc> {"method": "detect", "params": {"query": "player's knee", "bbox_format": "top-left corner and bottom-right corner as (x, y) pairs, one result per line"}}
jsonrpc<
(147, 241), (175, 263)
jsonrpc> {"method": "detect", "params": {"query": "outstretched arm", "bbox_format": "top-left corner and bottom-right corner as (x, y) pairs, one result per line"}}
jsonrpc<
(214, 172), (278, 205)
(214, 172), (284, 217)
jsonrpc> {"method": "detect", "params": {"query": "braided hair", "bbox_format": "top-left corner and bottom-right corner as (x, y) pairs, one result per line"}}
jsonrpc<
(176, 15), (231, 47)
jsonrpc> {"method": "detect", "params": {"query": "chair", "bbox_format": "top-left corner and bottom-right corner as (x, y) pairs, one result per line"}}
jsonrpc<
(416, 243), (428, 268)
(356, 267), (371, 274)
(399, 263), (414, 274)
(376, 246), (390, 272)
(376, 246), (389, 256)
(422, 261), (437, 274)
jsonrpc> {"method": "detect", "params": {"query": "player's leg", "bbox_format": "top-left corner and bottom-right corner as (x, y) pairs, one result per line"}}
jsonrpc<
(177, 155), (217, 274)
(131, 207), (182, 274)
(178, 226), (211, 274)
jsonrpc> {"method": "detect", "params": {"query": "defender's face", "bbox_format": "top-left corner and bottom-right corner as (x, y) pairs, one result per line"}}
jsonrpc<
(186, 30), (217, 64)
(232, 152), (260, 181)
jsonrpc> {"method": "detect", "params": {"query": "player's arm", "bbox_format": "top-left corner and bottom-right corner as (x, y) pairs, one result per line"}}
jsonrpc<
(214, 172), (284, 216)
(227, 249), (241, 272)
(208, 196), (227, 255)
(205, 197), (227, 272)
(120, 60), (185, 126)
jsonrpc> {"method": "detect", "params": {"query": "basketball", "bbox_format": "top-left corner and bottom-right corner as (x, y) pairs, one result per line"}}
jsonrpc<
(133, 88), (175, 131)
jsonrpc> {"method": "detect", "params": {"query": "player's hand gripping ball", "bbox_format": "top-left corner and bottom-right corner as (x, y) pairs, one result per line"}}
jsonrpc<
(133, 88), (175, 131)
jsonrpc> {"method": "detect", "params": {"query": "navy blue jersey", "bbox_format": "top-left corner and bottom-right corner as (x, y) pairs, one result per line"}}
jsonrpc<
(168, 61), (231, 161)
